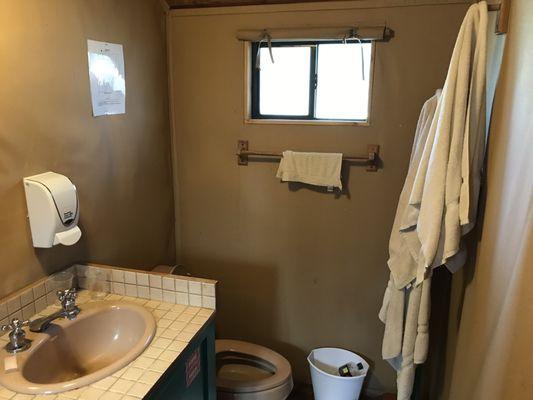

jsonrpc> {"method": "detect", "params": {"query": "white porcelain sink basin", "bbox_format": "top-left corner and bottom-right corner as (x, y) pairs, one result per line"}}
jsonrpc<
(0, 301), (156, 394)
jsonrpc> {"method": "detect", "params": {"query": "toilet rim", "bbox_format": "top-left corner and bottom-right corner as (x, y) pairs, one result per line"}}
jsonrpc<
(216, 340), (292, 393)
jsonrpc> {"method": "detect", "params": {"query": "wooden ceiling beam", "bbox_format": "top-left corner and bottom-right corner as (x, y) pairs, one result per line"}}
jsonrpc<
(166, 0), (352, 9)
(168, 0), (511, 35)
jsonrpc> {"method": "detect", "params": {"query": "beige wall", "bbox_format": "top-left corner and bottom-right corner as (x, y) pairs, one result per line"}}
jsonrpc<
(442, 1), (533, 399)
(0, 0), (175, 299)
(169, 0), (468, 392)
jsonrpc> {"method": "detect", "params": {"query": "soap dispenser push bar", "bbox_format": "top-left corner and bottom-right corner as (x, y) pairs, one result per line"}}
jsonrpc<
(236, 140), (380, 171)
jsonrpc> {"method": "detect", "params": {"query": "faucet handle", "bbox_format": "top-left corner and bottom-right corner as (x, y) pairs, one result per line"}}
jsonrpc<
(57, 288), (77, 304)
(1, 318), (29, 332)
(57, 288), (80, 320)
(1, 318), (31, 353)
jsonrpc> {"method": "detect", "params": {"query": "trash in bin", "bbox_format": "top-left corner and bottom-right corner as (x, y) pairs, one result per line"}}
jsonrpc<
(338, 362), (365, 377)
(308, 348), (369, 400)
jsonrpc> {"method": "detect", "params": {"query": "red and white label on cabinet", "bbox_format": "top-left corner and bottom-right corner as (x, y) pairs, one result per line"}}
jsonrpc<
(186, 347), (201, 388)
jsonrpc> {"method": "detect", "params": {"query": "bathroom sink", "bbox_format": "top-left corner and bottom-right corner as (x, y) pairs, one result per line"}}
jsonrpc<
(0, 301), (156, 394)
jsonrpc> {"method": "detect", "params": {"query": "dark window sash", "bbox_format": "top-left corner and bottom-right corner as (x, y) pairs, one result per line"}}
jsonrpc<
(251, 40), (370, 121)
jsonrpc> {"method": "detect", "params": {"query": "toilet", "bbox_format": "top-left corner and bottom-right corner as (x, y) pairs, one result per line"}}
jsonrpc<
(216, 340), (294, 400)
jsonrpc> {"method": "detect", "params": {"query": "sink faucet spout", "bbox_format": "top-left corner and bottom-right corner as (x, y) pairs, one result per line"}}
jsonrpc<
(29, 289), (80, 333)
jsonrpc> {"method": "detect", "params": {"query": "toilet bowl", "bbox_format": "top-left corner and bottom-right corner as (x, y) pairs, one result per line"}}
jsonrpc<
(216, 340), (293, 400)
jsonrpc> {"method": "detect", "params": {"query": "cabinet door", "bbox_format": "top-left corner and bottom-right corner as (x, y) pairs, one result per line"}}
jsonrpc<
(146, 318), (216, 400)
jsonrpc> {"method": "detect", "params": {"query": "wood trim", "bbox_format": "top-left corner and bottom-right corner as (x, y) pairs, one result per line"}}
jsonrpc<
(243, 42), (252, 122)
(159, 0), (171, 12)
(484, 1), (511, 34)
(169, 1), (473, 18)
(168, 0), (358, 9)
(495, 0), (510, 34)
(167, 0), (470, 9)
(244, 118), (371, 126)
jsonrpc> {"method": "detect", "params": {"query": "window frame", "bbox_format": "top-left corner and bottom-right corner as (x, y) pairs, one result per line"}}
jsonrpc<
(247, 40), (374, 125)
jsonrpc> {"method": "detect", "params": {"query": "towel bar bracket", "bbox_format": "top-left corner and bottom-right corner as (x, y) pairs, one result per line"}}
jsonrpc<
(366, 144), (379, 172)
(237, 140), (250, 166)
(236, 140), (380, 171)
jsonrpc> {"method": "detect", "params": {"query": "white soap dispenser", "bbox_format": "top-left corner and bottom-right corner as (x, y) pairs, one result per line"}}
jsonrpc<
(23, 172), (82, 248)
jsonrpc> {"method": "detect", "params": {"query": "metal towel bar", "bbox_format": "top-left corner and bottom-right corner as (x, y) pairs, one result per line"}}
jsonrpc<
(236, 140), (380, 172)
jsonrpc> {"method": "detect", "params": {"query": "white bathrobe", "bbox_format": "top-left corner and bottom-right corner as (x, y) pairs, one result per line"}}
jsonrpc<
(379, 93), (440, 395)
(379, 2), (488, 399)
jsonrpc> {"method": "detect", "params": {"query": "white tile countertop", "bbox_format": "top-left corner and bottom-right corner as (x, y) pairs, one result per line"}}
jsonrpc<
(0, 290), (215, 400)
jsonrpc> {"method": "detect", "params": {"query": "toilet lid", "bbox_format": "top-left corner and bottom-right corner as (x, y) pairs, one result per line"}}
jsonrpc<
(216, 340), (292, 393)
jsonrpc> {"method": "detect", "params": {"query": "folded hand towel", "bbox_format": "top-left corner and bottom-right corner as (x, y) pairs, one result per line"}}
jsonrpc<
(276, 151), (343, 189)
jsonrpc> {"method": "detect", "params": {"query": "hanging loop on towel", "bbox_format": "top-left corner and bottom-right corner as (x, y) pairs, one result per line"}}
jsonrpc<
(255, 30), (274, 70)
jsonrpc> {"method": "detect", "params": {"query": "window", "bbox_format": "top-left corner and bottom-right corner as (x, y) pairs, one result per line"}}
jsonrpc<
(250, 41), (373, 122)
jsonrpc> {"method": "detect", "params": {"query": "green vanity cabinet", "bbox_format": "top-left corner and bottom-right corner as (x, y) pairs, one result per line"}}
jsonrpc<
(145, 315), (216, 400)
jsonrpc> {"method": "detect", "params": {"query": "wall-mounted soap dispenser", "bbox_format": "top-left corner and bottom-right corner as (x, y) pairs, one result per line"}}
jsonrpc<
(23, 172), (82, 248)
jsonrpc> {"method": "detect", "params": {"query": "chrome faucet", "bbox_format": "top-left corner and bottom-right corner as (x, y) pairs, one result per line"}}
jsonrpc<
(1, 318), (31, 353)
(29, 288), (80, 333)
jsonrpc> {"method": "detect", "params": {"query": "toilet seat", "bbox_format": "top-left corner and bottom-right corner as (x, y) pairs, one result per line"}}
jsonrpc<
(216, 340), (293, 395)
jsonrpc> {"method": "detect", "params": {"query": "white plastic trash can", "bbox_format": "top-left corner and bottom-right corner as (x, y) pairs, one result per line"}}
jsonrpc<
(308, 348), (369, 400)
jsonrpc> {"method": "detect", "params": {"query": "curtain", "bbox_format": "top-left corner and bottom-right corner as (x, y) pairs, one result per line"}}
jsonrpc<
(443, 1), (533, 399)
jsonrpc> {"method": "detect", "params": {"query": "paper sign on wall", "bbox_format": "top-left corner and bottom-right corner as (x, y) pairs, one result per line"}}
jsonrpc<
(87, 39), (126, 116)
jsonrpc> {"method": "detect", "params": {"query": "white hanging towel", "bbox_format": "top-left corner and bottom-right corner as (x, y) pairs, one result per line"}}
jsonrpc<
(379, 2), (488, 400)
(276, 151), (343, 189)
(404, 0), (488, 284)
